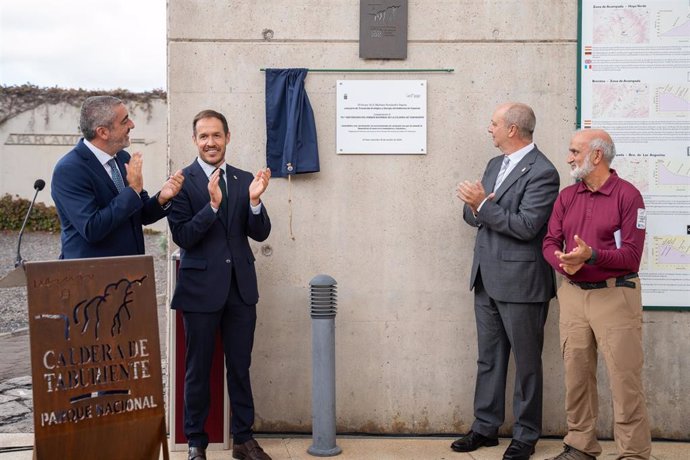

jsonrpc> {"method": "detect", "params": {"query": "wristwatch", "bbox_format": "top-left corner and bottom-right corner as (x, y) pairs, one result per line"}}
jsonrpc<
(585, 247), (597, 265)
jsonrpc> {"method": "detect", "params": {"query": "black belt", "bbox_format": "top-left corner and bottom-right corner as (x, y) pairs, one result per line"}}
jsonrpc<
(569, 272), (638, 290)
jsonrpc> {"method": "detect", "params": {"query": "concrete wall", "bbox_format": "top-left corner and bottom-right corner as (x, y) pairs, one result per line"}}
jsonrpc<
(0, 99), (169, 232)
(167, 1), (689, 439)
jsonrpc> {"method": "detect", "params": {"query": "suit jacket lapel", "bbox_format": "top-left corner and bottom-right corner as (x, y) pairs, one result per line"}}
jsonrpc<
(187, 160), (209, 196)
(492, 148), (537, 202)
(189, 160), (229, 229)
(76, 140), (119, 195)
(482, 156), (503, 193)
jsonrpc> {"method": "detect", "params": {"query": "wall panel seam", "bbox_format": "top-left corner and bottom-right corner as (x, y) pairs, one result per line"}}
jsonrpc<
(168, 38), (577, 44)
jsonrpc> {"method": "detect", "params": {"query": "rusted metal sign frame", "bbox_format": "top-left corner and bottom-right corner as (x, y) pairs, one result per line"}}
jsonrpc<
(25, 256), (168, 460)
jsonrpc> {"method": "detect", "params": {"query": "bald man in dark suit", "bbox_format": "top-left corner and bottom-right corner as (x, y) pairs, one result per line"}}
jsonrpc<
(453, 103), (560, 460)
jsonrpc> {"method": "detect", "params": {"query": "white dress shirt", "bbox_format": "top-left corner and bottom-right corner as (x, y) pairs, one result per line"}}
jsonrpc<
(196, 157), (262, 215)
(477, 142), (535, 212)
(84, 138), (118, 176)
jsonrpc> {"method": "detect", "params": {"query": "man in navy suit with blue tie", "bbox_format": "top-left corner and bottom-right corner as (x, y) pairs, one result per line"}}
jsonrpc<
(51, 96), (184, 259)
(168, 110), (272, 460)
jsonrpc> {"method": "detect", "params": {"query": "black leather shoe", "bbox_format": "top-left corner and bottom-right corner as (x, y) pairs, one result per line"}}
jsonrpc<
(188, 446), (206, 460)
(233, 438), (272, 460)
(450, 430), (499, 452)
(502, 439), (536, 460)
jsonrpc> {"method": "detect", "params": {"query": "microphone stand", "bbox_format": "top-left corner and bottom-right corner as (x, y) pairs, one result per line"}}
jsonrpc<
(15, 179), (45, 268)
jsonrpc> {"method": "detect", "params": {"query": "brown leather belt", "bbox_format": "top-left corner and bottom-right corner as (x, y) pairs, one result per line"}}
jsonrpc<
(569, 272), (638, 290)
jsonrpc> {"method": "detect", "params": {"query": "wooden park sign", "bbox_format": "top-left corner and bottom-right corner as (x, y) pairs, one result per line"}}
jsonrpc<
(24, 256), (168, 460)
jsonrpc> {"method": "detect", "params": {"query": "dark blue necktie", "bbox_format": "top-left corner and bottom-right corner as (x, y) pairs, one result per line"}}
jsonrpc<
(217, 168), (228, 220)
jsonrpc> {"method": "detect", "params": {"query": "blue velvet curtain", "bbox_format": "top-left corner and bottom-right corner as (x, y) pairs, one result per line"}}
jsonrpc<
(265, 68), (320, 177)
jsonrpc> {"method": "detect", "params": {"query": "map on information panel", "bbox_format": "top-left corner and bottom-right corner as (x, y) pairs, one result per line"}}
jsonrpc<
(593, 8), (649, 43)
(580, 0), (690, 308)
(593, 82), (649, 118)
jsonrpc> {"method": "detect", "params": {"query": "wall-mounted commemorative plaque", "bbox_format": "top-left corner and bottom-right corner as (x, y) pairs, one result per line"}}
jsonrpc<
(359, 1), (408, 59)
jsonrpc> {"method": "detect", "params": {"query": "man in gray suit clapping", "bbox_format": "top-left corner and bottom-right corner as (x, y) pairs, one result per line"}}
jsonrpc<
(453, 102), (560, 460)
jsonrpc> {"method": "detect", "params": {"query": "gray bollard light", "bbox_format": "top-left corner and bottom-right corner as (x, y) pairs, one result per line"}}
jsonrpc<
(307, 274), (342, 457)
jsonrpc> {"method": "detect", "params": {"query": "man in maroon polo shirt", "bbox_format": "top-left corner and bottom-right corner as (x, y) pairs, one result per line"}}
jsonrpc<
(542, 129), (651, 460)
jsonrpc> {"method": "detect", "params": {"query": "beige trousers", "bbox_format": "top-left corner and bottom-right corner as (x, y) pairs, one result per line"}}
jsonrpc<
(558, 278), (651, 460)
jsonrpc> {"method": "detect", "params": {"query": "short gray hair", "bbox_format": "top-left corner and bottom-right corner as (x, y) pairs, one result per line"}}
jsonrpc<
(503, 103), (536, 140)
(590, 137), (616, 164)
(79, 96), (123, 140)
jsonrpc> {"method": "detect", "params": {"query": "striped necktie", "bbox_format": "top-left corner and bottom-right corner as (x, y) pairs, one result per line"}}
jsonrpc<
(107, 158), (126, 193)
(493, 156), (510, 191)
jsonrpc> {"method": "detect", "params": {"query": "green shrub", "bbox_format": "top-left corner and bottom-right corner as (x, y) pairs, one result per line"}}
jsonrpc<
(0, 194), (60, 232)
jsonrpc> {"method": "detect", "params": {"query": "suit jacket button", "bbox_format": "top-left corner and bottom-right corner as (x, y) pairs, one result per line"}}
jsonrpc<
(225, 259), (231, 264)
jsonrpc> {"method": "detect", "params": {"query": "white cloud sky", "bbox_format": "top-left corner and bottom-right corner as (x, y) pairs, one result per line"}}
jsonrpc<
(0, 0), (166, 91)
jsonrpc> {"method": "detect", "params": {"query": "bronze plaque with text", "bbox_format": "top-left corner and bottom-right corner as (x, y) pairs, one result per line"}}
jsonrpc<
(25, 256), (167, 460)
(359, 0), (408, 59)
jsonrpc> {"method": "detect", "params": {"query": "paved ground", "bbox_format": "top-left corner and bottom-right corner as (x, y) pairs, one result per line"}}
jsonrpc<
(0, 434), (688, 459)
(0, 376), (32, 435)
(0, 330), (30, 383)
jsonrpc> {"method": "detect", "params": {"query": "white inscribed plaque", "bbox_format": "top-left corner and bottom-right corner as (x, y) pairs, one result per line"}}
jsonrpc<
(336, 80), (427, 154)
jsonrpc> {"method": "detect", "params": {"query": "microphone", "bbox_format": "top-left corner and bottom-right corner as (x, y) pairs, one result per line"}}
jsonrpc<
(14, 179), (46, 268)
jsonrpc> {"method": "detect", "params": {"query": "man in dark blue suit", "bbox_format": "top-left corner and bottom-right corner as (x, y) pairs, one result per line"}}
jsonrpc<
(168, 110), (272, 460)
(51, 96), (184, 259)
